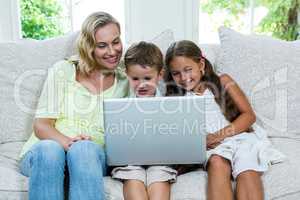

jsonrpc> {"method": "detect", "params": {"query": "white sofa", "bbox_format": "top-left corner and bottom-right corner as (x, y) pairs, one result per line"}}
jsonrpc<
(0, 29), (300, 200)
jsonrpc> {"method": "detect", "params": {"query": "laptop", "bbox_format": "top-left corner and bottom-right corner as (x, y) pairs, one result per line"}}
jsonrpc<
(103, 95), (207, 166)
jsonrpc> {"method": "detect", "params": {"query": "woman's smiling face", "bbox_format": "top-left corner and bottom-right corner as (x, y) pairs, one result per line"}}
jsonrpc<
(93, 23), (123, 70)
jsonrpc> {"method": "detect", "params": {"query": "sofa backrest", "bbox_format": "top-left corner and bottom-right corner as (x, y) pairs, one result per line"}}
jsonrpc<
(0, 32), (78, 143)
(0, 31), (222, 144)
(199, 44), (221, 71)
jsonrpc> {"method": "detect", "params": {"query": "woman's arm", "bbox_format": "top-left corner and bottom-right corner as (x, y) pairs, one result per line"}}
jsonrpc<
(207, 74), (256, 149)
(33, 118), (74, 150)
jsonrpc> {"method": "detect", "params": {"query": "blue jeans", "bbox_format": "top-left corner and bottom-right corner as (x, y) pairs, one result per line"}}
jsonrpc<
(20, 140), (107, 200)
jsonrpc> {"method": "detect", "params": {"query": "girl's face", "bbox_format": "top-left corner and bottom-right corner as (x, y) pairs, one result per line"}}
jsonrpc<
(169, 56), (205, 91)
(94, 23), (123, 70)
(126, 64), (162, 97)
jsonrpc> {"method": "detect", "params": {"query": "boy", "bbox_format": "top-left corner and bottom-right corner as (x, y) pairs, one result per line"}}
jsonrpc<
(111, 41), (177, 200)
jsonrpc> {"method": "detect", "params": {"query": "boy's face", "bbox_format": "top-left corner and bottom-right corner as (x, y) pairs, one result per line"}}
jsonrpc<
(126, 64), (162, 97)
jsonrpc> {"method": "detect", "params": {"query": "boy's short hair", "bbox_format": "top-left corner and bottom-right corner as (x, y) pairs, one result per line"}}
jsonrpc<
(124, 41), (163, 71)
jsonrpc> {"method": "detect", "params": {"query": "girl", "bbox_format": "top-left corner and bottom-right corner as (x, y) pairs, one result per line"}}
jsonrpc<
(164, 40), (282, 200)
(19, 12), (129, 200)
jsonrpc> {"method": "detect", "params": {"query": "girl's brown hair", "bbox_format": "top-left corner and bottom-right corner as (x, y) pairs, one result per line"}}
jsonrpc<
(164, 40), (241, 124)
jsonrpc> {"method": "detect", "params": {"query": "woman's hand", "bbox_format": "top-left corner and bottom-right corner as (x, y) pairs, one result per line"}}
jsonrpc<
(61, 137), (75, 151)
(62, 134), (92, 151)
(206, 133), (224, 150)
(33, 118), (93, 150)
(72, 134), (92, 141)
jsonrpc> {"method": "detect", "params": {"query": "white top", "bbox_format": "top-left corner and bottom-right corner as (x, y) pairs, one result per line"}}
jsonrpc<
(187, 89), (229, 134)
(186, 89), (285, 178)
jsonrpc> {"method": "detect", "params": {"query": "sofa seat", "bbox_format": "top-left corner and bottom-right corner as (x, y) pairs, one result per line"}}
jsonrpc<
(1, 137), (300, 200)
(0, 142), (28, 200)
(262, 138), (300, 199)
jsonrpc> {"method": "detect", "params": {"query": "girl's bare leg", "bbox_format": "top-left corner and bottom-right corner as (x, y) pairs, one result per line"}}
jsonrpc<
(207, 155), (233, 200)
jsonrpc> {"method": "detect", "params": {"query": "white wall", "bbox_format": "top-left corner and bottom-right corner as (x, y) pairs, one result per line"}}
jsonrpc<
(0, 0), (21, 42)
(125, 0), (199, 45)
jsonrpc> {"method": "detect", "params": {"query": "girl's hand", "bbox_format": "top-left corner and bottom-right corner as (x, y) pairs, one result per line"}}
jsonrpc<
(206, 133), (224, 150)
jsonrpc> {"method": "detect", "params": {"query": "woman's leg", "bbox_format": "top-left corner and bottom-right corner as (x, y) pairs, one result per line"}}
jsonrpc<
(20, 140), (66, 200)
(67, 140), (107, 200)
(236, 170), (264, 200)
(207, 155), (233, 200)
(123, 180), (148, 200)
(147, 182), (170, 200)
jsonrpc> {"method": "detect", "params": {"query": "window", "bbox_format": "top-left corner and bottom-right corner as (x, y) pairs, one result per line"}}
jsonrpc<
(63, 0), (125, 42)
(20, 0), (125, 41)
(198, 0), (299, 43)
(20, 0), (66, 40)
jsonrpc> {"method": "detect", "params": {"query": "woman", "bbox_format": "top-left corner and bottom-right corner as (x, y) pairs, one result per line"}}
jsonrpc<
(19, 11), (129, 200)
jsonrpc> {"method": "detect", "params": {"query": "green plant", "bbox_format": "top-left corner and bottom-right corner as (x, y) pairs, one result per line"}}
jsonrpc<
(201, 0), (300, 41)
(20, 0), (64, 40)
(258, 0), (299, 40)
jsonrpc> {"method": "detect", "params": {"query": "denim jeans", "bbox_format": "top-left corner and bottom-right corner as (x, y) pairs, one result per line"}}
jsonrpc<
(20, 140), (107, 200)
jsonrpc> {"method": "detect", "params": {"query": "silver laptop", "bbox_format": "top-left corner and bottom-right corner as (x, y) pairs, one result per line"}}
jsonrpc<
(103, 95), (207, 166)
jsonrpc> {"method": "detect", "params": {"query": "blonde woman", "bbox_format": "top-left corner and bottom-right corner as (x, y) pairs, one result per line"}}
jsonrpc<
(19, 12), (129, 200)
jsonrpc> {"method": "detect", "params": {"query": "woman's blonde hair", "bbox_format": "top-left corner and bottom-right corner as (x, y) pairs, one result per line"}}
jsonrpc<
(76, 11), (120, 75)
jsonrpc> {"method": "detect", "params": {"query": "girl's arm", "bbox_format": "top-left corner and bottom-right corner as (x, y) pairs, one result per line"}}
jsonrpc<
(207, 74), (256, 148)
(33, 118), (74, 150)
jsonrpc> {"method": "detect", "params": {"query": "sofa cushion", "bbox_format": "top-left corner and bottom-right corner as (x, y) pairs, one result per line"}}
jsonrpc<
(1, 141), (208, 200)
(103, 170), (208, 200)
(199, 44), (221, 71)
(0, 141), (209, 200)
(104, 177), (124, 200)
(0, 142), (28, 193)
(171, 170), (207, 200)
(150, 29), (175, 56)
(217, 27), (300, 138)
(263, 138), (300, 199)
(2, 138), (300, 199)
(0, 32), (78, 143)
(0, 191), (27, 200)
(273, 192), (300, 200)
(0, 141), (125, 199)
